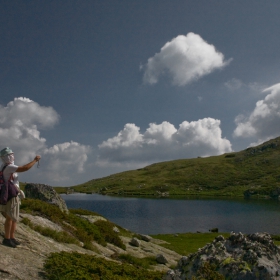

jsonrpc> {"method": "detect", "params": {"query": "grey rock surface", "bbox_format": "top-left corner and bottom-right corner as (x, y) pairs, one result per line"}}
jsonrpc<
(0, 214), (180, 279)
(25, 183), (68, 213)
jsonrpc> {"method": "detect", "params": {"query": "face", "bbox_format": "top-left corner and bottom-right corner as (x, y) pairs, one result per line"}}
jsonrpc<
(8, 153), (14, 162)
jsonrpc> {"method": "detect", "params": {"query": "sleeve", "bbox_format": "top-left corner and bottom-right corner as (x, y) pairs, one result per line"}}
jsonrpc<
(2, 164), (18, 185)
(4, 164), (19, 188)
(6, 164), (18, 174)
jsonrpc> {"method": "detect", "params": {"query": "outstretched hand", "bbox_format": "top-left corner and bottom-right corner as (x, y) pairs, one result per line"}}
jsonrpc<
(34, 155), (41, 162)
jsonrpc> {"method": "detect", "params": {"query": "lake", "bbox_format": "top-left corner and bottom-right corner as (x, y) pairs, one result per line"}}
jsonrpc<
(61, 193), (280, 235)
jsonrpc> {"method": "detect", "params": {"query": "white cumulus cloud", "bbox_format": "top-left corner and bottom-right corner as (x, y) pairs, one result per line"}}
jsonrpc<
(97, 118), (232, 168)
(142, 32), (230, 86)
(0, 98), (91, 186)
(224, 78), (266, 93)
(233, 83), (280, 143)
(38, 142), (92, 184)
(0, 98), (59, 163)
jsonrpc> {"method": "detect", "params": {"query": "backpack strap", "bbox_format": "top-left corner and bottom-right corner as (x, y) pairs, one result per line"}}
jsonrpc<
(1, 165), (13, 182)
(1, 165), (8, 173)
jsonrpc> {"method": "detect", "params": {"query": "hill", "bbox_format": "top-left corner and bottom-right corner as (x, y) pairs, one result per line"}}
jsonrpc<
(60, 136), (280, 198)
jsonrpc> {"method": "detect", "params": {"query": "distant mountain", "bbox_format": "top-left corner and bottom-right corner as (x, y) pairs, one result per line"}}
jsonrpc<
(65, 136), (280, 198)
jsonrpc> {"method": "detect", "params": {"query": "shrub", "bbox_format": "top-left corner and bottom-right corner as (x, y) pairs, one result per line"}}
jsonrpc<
(225, 154), (235, 158)
(21, 199), (125, 250)
(21, 217), (79, 245)
(94, 220), (126, 250)
(117, 254), (157, 269)
(192, 262), (225, 280)
(44, 251), (164, 280)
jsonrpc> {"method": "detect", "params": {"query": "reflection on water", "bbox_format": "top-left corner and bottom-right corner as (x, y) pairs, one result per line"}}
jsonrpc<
(61, 194), (280, 235)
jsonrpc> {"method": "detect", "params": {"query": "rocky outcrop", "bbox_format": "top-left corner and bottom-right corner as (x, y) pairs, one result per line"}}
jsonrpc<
(0, 212), (180, 279)
(24, 183), (68, 213)
(164, 232), (280, 280)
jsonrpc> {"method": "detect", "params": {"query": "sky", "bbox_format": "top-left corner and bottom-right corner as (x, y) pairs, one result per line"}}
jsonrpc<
(1, 1), (280, 186)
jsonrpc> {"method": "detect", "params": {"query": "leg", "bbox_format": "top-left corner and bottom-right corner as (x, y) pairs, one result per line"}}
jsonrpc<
(4, 215), (13, 239)
(3, 215), (18, 247)
(10, 220), (17, 239)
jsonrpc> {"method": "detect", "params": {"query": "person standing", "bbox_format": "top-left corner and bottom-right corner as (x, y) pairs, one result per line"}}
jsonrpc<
(0, 147), (41, 248)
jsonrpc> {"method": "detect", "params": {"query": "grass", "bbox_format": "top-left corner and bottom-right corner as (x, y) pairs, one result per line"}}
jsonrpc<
(151, 232), (231, 255)
(55, 137), (280, 198)
(152, 232), (280, 255)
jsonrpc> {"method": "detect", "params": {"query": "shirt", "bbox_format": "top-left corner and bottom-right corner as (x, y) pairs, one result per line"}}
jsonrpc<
(1, 164), (19, 187)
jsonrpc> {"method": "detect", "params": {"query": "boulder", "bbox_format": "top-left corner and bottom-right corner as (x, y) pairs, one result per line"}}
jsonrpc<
(129, 237), (141, 247)
(164, 232), (280, 280)
(138, 234), (151, 242)
(156, 254), (168, 264)
(24, 183), (68, 213)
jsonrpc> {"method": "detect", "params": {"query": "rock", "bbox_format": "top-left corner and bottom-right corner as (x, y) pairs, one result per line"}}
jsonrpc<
(129, 237), (141, 247)
(138, 234), (151, 242)
(77, 214), (107, 223)
(163, 269), (181, 280)
(164, 232), (280, 280)
(113, 226), (120, 233)
(156, 254), (168, 264)
(25, 183), (68, 213)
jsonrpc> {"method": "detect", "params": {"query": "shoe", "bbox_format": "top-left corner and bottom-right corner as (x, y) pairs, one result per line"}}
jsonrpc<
(11, 238), (21, 245)
(2, 238), (17, 248)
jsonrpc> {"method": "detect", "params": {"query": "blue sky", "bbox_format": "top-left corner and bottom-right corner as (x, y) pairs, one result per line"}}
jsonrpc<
(1, 1), (280, 186)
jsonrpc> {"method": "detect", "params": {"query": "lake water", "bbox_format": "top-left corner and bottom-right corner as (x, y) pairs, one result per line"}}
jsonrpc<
(61, 193), (280, 235)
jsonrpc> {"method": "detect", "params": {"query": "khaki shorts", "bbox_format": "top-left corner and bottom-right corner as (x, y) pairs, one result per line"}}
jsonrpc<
(0, 196), (20, 222)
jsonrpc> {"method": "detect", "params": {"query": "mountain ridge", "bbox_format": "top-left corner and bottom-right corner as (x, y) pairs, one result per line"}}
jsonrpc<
(58, 136), (280, 198)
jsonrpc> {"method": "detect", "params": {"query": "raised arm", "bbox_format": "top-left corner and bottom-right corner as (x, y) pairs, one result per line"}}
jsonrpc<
(16, 155), (41, 173)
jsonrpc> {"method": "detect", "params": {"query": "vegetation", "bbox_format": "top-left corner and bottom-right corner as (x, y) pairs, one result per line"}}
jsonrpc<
(114, 254), (158, 269)
(21, 199), (126, 250)
(21, 217), (79, 245)
(44, 251), (164, 280)
(192, 262), (225, 280)
(151, 232), (230, 255)
(56, 137), (280, 198)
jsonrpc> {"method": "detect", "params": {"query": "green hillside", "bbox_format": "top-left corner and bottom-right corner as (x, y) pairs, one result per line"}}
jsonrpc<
(59, 137), (280, 198)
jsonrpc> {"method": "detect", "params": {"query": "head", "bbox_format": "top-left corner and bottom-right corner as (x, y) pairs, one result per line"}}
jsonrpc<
(0, 147), (15, 164)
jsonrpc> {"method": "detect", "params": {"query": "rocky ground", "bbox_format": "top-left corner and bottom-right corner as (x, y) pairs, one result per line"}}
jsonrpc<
(0, 212), (180, 280)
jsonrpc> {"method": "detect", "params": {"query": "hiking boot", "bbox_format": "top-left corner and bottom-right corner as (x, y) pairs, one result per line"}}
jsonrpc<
(11, 238), (21, 245)
(2, 238), (17, 248)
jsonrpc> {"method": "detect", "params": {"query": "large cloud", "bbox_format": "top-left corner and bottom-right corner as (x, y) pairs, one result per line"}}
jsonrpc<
(142, 32), (230, 86)
(37, 142), (91, 184)
(0, 98), (91, 186)
(97, 118), (232, 168)
(233, 83), (280, 143)
(0, 97), (59, 163)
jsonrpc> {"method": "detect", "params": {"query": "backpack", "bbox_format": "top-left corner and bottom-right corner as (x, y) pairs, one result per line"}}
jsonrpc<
(0, 165), (19, 205)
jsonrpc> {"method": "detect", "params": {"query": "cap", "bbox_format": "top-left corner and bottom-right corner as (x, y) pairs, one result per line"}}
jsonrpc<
(0, 147), (13, 157)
